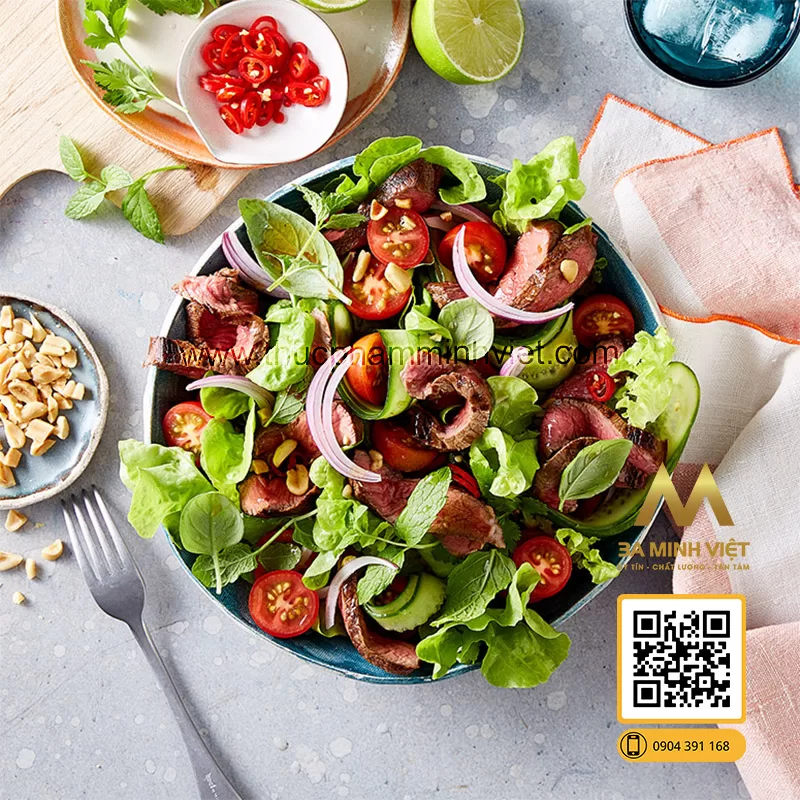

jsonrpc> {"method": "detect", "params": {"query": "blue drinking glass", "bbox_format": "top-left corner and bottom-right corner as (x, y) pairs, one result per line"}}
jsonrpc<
(625, 0), (800, 86)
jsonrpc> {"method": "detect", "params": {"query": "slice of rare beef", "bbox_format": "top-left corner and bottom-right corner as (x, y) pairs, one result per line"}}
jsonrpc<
(172, 268), (259, 317)
(373, 159), (442, 213)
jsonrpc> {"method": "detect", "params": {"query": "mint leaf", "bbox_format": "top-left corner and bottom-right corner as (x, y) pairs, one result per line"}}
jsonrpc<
(394, 467), (451, 546)
(100, 164), (133, 191)
(558, 438), (633, 511)
(122, 179), (164, 243)
(59, 137), (87, 182)
(64, 182), (107, 219)
(192, 543), (256, 590)
(357, 544), (405, 604)
(258, 543), (302, 572)
(323, 213), (366, 231)
(267, 389), (305, 426)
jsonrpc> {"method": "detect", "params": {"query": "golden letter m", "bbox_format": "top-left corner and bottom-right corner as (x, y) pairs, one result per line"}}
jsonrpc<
(635, 464), (734, 527)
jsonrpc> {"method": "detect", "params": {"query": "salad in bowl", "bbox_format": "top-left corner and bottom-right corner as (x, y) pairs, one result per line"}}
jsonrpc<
(122, 136), (699, 687)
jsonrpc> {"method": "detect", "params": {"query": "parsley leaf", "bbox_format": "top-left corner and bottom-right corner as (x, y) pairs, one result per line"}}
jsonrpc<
(83, 0), (128, 48)
(82, 59), (163, 114)
(137, 0), (204, 15)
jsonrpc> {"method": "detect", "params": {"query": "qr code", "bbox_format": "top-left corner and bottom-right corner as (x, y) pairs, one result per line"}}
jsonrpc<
(618, 595), (745, 722)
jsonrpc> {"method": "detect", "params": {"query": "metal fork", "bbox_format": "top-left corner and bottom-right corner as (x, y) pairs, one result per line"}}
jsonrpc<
(63, 487), (242, 800)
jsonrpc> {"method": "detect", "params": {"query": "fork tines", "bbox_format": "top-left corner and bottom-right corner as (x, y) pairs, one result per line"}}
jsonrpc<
(62, 487), (133, 583)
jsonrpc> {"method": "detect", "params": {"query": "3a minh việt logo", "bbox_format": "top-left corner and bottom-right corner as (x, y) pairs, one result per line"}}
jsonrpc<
(635, 464), (733, 527)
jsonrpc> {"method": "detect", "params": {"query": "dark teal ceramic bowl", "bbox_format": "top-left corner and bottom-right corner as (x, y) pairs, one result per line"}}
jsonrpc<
(143, 155), (664, 683)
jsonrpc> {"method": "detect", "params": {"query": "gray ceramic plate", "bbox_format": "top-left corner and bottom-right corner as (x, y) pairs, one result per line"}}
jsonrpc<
(0, 296), (109, 511)
(143, 155), (668, 683)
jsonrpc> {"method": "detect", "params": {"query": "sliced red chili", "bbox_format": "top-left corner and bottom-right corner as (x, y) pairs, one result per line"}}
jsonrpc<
(242, 29), (278, 60)
(220, 34), (246, 68)
(586, 370), (616, 403)
(240, 91), (262, 129)
(212, 24), (241, 43)
(201, 41), (227, 71)
(288, 46), (318, 81)
(249, 15), (279, 34)
(286, 76), (328, 107)
(239, 55), (272, 85)
(219, 103), (244, 134)
(449, 465), (481, 498)
(255, 96), (274, 126)
(215, 82), (246, 102)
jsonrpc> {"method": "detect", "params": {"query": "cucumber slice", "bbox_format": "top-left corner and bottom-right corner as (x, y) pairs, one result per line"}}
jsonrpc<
(494, 312), (578, 390)
(340, 329), (433, 420)
(532, 361), (700, 538)
(365, 573), (446, 632)
(330, 301), (352, 348)
(364, 575), (420, 620)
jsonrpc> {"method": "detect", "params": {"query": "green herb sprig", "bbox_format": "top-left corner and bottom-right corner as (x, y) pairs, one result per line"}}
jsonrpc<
(59, 136), (186, 243)
(82, 0), (188, 115)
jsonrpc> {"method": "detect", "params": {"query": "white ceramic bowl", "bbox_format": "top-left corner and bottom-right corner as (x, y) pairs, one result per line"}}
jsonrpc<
(177, 0), (349, 166)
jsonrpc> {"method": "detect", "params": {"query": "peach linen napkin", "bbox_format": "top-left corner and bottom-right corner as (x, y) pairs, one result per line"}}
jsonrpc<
(579, 95), (800, 800)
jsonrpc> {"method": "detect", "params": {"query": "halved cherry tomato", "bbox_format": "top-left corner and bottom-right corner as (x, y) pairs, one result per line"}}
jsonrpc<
(367, 207), (430, 268)
(372, 420), (442, 473)
(512, 536), (573, 601)
(586, 370), (616, 403)
(288, 44), (318, 81)
(219, 103), (244, 134)
(439, 221), (507, 284)
(212, 24), (241, 43)
(343, 255), (411, 321)
(240, 91), (262, 129)
(239, 55), (272, 85)
(249, 570), (318, 638)
(202, 41), (228, 71)
(573, 295), (635, 347)
(449, 465), (480, 498)
(162, 401), (211, 454)
(346, 333), (387, 406)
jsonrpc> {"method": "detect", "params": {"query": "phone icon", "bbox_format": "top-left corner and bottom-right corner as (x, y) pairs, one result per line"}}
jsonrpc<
(621, 731), (647, 759)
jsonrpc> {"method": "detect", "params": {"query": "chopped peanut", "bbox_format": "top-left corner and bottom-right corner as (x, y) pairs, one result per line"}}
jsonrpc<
(560, 259), (579, 284)
(272, 438), (297, 468)
(30, 438), (55, 457)
(369, 200), (388, 221)
(12, 591), (25, 605)
(0, 552), (23, 571)
(5, 509), (27, 532)
(251, 459), (269, 475)
(55, 416), (69, 440)
(26, 418), (54, 443)
(394, 197), (413, 209)
(41, 539), (64, 561)
(353, 250), (371, 283)
(0, 464), (16, 488)
(286, 464), (309, 496)
(3, 448), (21, 469)
(25, 559), (37, 580)
(0, 306), (13, 329)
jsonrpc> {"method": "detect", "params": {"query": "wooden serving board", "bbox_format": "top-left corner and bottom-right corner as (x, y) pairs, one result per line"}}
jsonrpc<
(0, 1), (247, 236)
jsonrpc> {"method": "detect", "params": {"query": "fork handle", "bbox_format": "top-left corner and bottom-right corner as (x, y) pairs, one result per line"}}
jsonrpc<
(130, 619), (243, 800)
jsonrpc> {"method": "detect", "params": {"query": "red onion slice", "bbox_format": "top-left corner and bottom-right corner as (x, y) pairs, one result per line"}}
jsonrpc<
(452, 227), (573, 324)
(431, 200), (493, 225)
(221, 231), (291, 299)
(185, 375), (274, 409)
(423, 213), (455, 233)
(306, 350), (381, 484)
(499, 347), (530, 378)
(324, 555), (399, 629)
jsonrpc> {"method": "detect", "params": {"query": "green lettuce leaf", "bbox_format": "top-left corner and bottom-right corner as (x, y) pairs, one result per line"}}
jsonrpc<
(118, 440), (212, 539)
(199, 403), (256, 503)
(469, 427), (539, 499)
(247, 304), (316, 391)
(199, 374), (251, 418)
(608, 326), (676, 428)
(555, 528), (620, 584)
(491, 136), (586, 236)
(487, 376), (540, 437)
(417, 563), (571, 687)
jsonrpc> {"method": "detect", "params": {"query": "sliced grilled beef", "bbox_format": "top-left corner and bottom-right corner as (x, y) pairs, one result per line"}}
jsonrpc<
(426, 281), (468, 309)
(534, 436), (599, 512)
(373, 159), (442, 213)
(338, 575), (420, 675)
(495, 220), (563, 302)
(400, 353), (491, 451)
(185, 302), (268, 357)
(254, 402), (363, 461)
(239, 474), (316, 517)
(172, 268), (258, 317)
(539, 398), (666, 474)
(324, 223), (367, 257)
(309, 308), (331, 371)
(497, 226), (597, 312)
(350, 451), (505, 554)
(550, 336), (626, 401)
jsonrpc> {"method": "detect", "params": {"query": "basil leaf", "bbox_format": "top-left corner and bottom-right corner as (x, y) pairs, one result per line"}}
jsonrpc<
(434, 550), (516, 626)
(59, 137), (87, 181)
(557, 439), (634, 511)
(438, 298), (494, 360)
(122, 179), (164, 243)
(394, 467), (451, 546)
(487, 376), (539, 437)
(64, 182), (107, 219)
(302, 549), (342, 590)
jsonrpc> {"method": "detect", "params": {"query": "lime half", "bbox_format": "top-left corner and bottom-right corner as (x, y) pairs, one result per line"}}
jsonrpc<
(412, 0), (525, 84)
(297, 0), (369, 12)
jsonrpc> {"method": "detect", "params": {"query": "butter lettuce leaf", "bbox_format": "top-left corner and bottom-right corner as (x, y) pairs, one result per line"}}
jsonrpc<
(469, 427), (539, 499)
(608, 326), (676, 428)
(555, 528), (620, 584)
